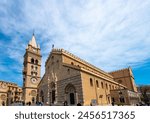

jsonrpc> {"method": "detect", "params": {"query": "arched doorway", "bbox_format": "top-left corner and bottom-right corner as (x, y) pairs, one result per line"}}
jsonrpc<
(65, 84), (76, 105)
(70, 93), (75, 104)
(32, 97), (35, 103)
(52, 90), (55, 103)
(50, 82), (56, 104)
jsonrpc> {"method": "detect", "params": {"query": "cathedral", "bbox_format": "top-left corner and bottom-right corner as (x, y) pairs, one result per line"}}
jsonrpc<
(0, 34), (140, 106)
(22, 34), (140, 106)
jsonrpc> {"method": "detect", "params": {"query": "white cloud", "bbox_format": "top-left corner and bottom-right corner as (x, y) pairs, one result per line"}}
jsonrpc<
(0, 0), (150, 80)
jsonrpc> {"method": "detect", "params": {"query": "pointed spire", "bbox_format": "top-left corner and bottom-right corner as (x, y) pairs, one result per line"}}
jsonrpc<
(29, 33), (37, 48)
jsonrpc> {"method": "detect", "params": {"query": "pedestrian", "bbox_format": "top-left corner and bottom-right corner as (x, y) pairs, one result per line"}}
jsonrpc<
(64, 101), (68, 106)
(2, 101), (5, 106)
(22, 101), (25, 106)
(112, 101), (114, 106)
(77, 103), (82, 106)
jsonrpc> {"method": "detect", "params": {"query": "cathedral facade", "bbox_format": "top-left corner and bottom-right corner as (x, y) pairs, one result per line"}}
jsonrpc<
(37, 48), (139, 106)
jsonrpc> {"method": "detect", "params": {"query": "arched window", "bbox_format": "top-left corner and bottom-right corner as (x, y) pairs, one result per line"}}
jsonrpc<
(96, 80), (99, 88)
(71, 62), (74, 65)
(31, 58), (34, 64)
(112, 85), (114, 90)
(101, 82), (104, 89)
(106, 83), (108, 90)
(35, 60), (38, 65)
(109, 85), (111, 90)
(31, 65), (34, 69)
(90, 78), (93, 86)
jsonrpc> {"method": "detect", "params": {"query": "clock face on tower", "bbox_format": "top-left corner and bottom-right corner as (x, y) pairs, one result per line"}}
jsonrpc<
(31, 77), (37, 84)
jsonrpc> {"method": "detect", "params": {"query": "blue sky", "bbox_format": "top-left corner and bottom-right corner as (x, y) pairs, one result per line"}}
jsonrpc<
(0, 0), (150, 86)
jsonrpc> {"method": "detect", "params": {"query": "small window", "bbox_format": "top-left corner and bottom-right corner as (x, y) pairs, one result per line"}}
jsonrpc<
(96, 80), (99, 88)
(101, 82), (104, 89)
(31, 58), (34, 64)
(106, 83), (108, 90)
(35, 66), (38, 71)
(71, 62), (74, 65)
(68, 69), (70, 74)
(35, 60), (38, 65)
(90, 78), (93, 86)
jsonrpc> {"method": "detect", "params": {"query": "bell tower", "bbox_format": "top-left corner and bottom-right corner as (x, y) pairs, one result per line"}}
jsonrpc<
(23, 34), (41, 103)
